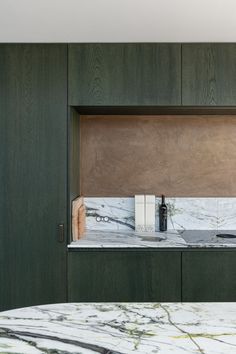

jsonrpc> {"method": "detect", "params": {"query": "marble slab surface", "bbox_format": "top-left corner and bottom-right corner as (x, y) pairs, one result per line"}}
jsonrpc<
(217, 198), (236, 229)
(84, 197), (236, 232)
(167, 197), (218, 230)
(85, 197), (135, 231)
(68, 229), (236, 248)
(0, 302), (236, 353)
(68, 230), (187, 248)
(180, 230), (236, 248)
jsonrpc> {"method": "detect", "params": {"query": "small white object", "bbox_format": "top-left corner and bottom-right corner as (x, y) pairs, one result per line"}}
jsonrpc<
(145, 195), (156, 233)
(135, 195), (145, 232)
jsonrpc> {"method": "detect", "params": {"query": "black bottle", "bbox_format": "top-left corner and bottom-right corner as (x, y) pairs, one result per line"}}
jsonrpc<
(159, 195), (167, 231)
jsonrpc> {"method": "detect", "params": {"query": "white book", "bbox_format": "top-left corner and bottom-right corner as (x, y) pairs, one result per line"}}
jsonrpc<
(145, 195), (156, 233)
(135, 195), (145, 232)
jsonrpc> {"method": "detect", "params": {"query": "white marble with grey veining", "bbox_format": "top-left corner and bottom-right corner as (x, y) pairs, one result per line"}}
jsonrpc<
(68, 229), (236, 248)
(84, 197), (135, 231)
(0, 302), (236, 353)
(166, 197), (218, 231)
(84, 197), (236, 232)
(68, 229), (187, 248)
(217, 198), (236, 230)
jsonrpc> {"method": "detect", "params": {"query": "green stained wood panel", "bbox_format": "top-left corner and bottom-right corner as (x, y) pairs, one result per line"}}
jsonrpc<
(68, 107), (81, 243)
(0, 44), (67, 311)
(68, 250), (181, 302)
(182, 44), (236, 105)
(182, 251), (236, 301)
(68, 43), (181, 106)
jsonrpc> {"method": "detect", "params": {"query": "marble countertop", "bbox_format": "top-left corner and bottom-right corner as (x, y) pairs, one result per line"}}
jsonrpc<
(181, 230), (236, 248)
(0, 302), (236, 353)
(68, 230), (187, 248)
(68, 230), (236, 248)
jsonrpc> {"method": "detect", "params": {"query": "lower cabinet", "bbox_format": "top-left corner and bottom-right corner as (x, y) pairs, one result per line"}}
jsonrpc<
(68, 249), (236, 302)
(68, 250), (181, 302)
(182, 251), (236, 301)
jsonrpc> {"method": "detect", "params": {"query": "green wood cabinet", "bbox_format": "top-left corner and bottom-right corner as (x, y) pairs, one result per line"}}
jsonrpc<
(182, 251), (236, 301)
(182, 44), (236, 105)
(68, 250), (181, 302)
(0, 44), (68, 311)
(68, 43), (181, 106)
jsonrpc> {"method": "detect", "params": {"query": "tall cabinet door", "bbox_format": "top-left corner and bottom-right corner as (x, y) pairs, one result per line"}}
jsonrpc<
(0, 44), (67, 310)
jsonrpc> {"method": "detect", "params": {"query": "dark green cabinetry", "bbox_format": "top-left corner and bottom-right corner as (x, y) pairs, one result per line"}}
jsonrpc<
(182, 44), (236, 105)
(68, 250), (181, 302)
(182, 251), (236, 301)
(69, 43), (236, 106)
(68, 44), (181, 106)
(2, 43), (236, 309)
(0, 44), (67, 310)
(69, 249), (236, 302)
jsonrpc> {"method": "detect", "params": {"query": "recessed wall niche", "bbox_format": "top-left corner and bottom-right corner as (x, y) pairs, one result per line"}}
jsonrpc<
(70, 110), (236, 197)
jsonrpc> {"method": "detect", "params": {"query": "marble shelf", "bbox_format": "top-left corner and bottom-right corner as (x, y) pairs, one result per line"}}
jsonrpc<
(0, 302), (236, 353)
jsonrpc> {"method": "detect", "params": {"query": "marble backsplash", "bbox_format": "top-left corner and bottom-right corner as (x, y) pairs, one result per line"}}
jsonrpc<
(84, 197), (236, 231)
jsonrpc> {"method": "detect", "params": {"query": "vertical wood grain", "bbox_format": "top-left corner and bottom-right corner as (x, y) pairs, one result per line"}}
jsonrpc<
(68, 44), (181, 106)
(182, 44), (236, 105)
(0, 44), (67, 310)
(182, 251), (236, 301)
(68, 107), (81, 242)
(68, 251), (181, 302)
